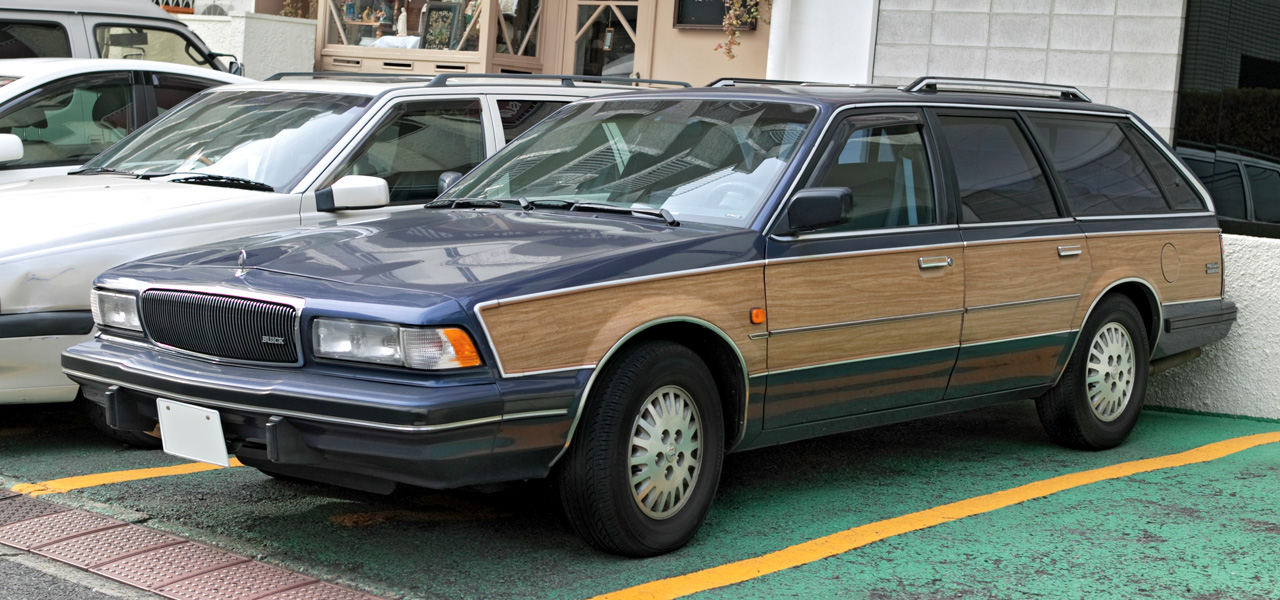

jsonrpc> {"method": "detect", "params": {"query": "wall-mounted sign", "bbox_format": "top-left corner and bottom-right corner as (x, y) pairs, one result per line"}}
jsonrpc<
(674, 0), (755, 31)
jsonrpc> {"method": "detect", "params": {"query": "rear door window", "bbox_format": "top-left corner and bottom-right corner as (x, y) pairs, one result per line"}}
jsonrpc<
(1245, 165), (1280, 223)
(936, 114), (1059, 223)
(150, 73), (221, 114)
(95, 25), (213, 70)
(1026, 116), (1168, 216)
(334, 98), (486, 204)
(0, 71), (138, 168)
(496, 99), (568, 143)
(0, 21), (72, 59)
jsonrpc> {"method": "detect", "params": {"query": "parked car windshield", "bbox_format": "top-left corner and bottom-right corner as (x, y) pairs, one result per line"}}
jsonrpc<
(83, 90), (371, 192)
(443, 98), (818, 227)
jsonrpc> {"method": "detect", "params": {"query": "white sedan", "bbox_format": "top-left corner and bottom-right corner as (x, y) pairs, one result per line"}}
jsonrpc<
(0, 58), (249, 184)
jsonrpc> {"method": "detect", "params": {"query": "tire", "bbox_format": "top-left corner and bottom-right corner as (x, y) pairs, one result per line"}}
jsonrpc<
(557, 340), (725, 557)
(79, 394), (163, 449)
(1036, 296), (1150, 450)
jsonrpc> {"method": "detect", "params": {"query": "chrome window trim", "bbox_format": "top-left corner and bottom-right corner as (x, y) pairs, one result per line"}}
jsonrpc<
(965, 294), (1080, 313)
(766, 308), (964, 337)
(769, 224), (958, 243)
(962, 232), (1085, 246)
(958, 218), (1075, 228)
(548, 316), (751, 466)
(1074, 212), (1217, 221)
(63, 367), (564, 433)
(1085, 227), (1221, 237)
(763, 242), (964, 265)
(1050, 277), (1163, 387)
(765, 344), (961, 376)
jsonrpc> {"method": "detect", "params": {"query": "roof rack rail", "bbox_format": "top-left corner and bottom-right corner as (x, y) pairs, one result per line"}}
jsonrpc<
(707, 77), (811, 87)
(266, 72), (691, 88)
(903, 77), (1092, 102)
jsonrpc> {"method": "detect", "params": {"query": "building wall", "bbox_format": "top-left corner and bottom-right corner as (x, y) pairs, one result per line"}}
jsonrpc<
(180, 12), (317, 79)
(871, 0), (1186, 141)
(766, 0), (879, 84)
(1147, 234), (1280, 419)
(649, 2), (770, 86)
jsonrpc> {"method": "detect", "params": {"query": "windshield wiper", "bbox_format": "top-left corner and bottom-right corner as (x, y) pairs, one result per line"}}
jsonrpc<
(137, 172), (274, 192)
(424, 197), (531, 209)
(567, 202), (680, 226)
(68, 167), (136, 176)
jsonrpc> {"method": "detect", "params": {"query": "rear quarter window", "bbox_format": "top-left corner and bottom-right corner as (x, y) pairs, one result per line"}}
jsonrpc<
(1123, 123), (1206, 211)
(1026, 115), (1168, 216)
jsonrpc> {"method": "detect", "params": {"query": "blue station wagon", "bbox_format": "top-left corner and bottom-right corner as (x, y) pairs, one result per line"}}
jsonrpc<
(63, 78), (1236, 556)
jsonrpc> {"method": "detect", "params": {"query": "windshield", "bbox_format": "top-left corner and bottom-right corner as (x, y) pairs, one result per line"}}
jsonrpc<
(83, 90), (371, 192)
(443, 99), (818, 227)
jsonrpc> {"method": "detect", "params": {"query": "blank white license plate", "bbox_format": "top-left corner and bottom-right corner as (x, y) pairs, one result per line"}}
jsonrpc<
(156, 398), (230, 467)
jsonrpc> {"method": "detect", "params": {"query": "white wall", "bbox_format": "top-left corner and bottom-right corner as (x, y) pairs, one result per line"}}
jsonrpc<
(870, 0), (1186, 141)
(1147, 234), (1280, 419)
(179, 12), (316, 80)
(767, 0), (880, 84)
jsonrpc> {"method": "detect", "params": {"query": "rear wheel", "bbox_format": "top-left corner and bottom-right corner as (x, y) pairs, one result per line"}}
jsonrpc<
(79, 394), (162, 449)
(1036, 296), (1149, 450)
(557, 341), (724, 557)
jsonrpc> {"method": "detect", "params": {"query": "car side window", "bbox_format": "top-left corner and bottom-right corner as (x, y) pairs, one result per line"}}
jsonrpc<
(95, 26), (213, 70)
(335, 98), (485, 204)
(151, 74), (219, 114)
(937, 114), (1059, 223)
(1207, 160), (1248, 220)
(1245, 165), (1280, 223)
(0, 71), (137, 169)
(1122, 124), (1205, 211)
(803, 113), (936, 232)
(1026, 116), (1168, 216)
(496, 99), (568, 143)
(0, 21), (72, 59)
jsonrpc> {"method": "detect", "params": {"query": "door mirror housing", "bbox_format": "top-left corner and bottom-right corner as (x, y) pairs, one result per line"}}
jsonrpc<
(0, 133), (23, 163)
(786, 187), (851, 232)
(438, 171), (463, 194)
(316, 175), (390, 212)
(210, 52), (244, 76)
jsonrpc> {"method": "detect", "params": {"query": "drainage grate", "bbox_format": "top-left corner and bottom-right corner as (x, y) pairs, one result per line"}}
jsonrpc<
(259, 582), (384, 600)
(0, 495), (70, 526)
(91, 541), (249, 589)
(0, 510), (125, 550)
(157, 560), (314, 600)
(36, 523), (185, 568)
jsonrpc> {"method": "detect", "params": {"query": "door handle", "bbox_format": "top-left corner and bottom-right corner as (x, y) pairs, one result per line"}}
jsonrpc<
(1057, 245), (1083, 257)
(918, 256), (953, 269)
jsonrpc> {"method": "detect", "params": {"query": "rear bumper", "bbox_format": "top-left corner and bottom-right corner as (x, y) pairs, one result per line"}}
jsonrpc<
(1154, 298), (1238, 360)
(62, 337), (583, 490)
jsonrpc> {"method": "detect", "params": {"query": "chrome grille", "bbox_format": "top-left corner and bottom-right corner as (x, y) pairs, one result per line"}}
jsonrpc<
(140, 290), (299, 364)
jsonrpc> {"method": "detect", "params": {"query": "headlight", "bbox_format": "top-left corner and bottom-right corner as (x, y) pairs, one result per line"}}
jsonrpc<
(312, 318), (482, 370)
(90, 289), (142, 332)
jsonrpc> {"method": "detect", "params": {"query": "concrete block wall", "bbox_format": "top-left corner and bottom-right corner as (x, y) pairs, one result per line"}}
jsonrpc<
(179, 12), (316, 80)
(1147, 234), (1280, 420)
(872, 0), (1186, 140)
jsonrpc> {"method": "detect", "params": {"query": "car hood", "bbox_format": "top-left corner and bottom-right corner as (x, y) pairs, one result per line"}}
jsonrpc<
(0, 175), (269, 256)
(133, 208), (753, 299)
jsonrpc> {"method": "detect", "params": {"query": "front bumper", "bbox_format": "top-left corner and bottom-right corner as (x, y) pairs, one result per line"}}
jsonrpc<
(63, 337), (583, 490)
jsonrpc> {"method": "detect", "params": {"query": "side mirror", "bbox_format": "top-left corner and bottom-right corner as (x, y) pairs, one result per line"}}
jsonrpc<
(438, 171), (462, 194)
(0, 134), (22, 163)
(786, 187), (851, 232)
(209, 52), (244, 76)
(316, 175), (390, 212)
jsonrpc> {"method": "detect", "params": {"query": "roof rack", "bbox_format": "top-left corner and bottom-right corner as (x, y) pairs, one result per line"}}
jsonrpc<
(707, 77), (812, 87)
(903, 77), (1092, 102)
(265, 72), (690, 88)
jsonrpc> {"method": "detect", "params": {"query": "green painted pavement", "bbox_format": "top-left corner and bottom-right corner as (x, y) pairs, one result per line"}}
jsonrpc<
(1, 400), (1277, 599)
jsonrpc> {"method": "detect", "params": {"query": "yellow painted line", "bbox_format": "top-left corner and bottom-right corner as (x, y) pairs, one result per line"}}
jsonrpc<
(593, 431), (1280, 600)
(10, 458), (244, 497)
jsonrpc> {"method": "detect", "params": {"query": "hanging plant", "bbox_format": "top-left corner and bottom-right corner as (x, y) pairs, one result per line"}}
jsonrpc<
(715, 0), (771, 60)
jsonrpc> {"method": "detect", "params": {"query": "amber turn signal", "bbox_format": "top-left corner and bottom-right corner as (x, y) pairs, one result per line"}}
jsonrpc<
(441, 327), (483, 368)
(750, 308), (766, 325)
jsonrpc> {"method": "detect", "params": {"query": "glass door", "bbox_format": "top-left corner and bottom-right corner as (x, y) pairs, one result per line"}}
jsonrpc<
(566, 1), (652, 79)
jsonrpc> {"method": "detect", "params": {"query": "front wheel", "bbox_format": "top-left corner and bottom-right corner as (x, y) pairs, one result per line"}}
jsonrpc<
(557, 341), (724, 557)
(1036, 296), (1150, 450)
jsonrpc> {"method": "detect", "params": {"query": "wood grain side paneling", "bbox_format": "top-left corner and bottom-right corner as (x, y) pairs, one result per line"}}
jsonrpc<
(764, 246), (964, 331)
(767, 313), (963, 372)
(960, 298), (1078, 344)
(1074, 231), (1223, 328)
(962, 236), (1091, 307)
(479, 266), (767, 375)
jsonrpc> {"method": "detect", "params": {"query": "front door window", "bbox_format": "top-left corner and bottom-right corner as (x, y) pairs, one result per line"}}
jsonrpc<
(95, 26), (214, 70)
(0, 72), (138, 169)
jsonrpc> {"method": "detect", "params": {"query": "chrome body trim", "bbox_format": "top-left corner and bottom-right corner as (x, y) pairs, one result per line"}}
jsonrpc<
(61, 367), (561, 433)
(959, 217), (1075, 228)
(1050, 277), (1163, 387)
(764, 242), (964, 265)
(965, 294), (1080, 313)
(1074, 212), (1217, 221)
(1162, 297), (1224, 306)
(765, 344), (961, 375)
(767, 308), (964, 337)
(770, 224), (958, 242)
(748, 332), (770, 340)
(963, 233), (1086, 246)
(960, 329), (1078, 348)
(548, 316), (751, 465)
(1084, 227), (1221, 237)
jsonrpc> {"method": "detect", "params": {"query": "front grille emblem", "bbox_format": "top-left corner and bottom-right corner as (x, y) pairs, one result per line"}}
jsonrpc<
(261, 335), (285, 345)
